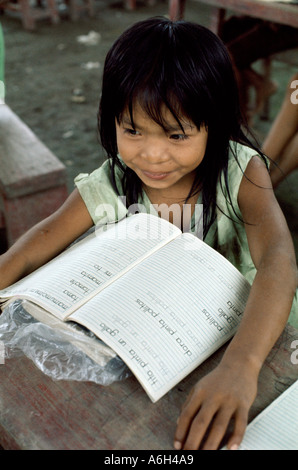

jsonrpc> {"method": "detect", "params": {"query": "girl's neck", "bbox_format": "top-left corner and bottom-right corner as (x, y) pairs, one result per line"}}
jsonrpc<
(143, 175), (200, 231)
(143, 170), (197, 203)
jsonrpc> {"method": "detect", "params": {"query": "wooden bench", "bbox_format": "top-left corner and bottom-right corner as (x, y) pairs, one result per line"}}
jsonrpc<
(0, 104), (68, 249)
(0, 0), (60, 31)
(0, 0), (96, 30)
(67, 0), (95, 21)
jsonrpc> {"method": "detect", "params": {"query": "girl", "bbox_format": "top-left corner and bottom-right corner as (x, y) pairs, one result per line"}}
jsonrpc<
(0, 17), (297, 450)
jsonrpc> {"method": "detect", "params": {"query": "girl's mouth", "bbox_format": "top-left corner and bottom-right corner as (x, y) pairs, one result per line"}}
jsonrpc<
(142, 170), (171, 180)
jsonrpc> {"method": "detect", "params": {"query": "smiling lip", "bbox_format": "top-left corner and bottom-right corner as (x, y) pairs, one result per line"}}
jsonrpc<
(142, 170), (171, 180)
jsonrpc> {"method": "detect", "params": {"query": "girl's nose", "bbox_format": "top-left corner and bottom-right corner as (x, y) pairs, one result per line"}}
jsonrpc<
(140, 138), (169, 163)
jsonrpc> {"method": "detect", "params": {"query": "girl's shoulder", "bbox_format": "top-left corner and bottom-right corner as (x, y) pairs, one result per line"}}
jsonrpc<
(228, 141), (262, 168)
(225, 140), (268, 187)
(74, 159), (127, 225)
(218, 141), (265, 216)
(75, 158), (124, 186)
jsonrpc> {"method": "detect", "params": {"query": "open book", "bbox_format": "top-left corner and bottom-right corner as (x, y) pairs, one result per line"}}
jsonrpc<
(0, 213), (251, 402)
(228, 380), (298, 450)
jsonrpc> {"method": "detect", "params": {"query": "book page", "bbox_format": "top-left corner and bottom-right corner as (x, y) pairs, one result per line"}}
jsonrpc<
(70, 234), (250, 402)
(0, 214), (180, 321)
(235, 380), (298, 450)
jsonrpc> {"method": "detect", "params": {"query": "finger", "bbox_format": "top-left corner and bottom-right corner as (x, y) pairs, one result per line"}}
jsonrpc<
(179, 402), (219, 450)
(174, 389), (203, 450)
(226, 407), (248, 450)
(179, 386), (196, 412)
(201, 407), (235, 450)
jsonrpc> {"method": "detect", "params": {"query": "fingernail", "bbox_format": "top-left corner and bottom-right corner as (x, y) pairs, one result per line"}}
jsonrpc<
(174, 440), (182, 450)
(230, 444), (239, 450)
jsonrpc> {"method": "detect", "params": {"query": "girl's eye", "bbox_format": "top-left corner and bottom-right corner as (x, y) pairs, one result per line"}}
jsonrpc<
(124, 128), (140, 137)
(170, 133), (189, 141)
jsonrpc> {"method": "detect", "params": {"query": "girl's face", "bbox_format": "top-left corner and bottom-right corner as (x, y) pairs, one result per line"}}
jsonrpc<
(115, 103), (208, 198)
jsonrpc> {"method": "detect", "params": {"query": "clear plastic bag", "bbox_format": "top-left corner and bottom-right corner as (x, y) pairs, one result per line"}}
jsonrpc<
(0, 299), (131, 385)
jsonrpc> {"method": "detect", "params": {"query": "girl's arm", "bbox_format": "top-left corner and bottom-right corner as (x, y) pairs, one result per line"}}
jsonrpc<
(0, 189), (93, 290)
(174, 156), (297, 450)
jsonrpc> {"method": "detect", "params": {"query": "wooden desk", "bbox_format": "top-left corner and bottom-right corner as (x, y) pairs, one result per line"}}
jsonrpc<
(0, 324), (297, 449)
(169, 0), (298, 32)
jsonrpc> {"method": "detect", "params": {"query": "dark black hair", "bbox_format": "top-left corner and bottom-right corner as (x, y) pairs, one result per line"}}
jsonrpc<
(98, 16), (266, 238)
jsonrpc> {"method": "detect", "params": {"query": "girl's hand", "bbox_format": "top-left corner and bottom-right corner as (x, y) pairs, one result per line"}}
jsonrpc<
(173, 362), (258, 450)
(173, 155), (296, 451)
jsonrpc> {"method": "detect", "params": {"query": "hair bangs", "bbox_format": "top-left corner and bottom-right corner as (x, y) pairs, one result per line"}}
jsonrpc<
(117, 69), (208, 136)
(109, 18), (211, 133)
